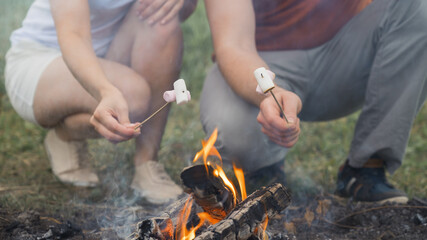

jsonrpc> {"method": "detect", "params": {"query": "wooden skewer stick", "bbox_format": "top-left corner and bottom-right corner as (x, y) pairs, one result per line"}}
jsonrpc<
(269, 90), (289, 123)
(134, 102), (170, 130)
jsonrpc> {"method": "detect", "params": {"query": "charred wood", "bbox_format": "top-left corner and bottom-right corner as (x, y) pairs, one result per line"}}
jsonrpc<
(135, 217), (174, 240)
(135, 196), (200, 240)
(194, 183), (291, 240)
(181, 165), (235, 220)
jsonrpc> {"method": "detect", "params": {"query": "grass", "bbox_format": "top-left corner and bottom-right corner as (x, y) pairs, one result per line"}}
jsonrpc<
(0, 0), (426, 218)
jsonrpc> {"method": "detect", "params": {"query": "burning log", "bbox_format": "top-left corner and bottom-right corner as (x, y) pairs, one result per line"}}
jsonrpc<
(136, 217), (174, 240)
(135, 128), (292, 240)
(135, 182), (290, 240)
(181, 165), (235, 220)
(194, 183), (291, 240)
(134, 196), (199, 240)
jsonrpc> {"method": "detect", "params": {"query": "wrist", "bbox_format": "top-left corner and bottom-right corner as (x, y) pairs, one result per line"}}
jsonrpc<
(98, 85), (121, 101)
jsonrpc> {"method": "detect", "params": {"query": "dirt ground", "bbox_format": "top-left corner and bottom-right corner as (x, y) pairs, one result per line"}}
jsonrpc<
(1, 192), (426, 240)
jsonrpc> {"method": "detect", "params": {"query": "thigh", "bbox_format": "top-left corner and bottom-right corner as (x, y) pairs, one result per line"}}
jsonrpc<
(105, 0), (182, 68)
(200, 64), (288, 173)
(299, 0), (391, 121)
(104, 0), (183, 104)
(4, 41), (61, 125)
(33, 56), (148, 128)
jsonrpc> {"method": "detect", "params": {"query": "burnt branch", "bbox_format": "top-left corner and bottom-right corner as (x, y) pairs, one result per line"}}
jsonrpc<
(181, 165), (235, 220)
(194, 183), (291, 240)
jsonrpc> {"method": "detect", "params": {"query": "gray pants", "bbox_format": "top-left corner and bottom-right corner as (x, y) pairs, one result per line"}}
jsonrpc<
(200, 0), (427, 174)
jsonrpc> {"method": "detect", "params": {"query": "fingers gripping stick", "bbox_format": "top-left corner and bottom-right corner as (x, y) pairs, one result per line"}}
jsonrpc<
(254, 67), (289, 123)
(134, 79), (191, 130)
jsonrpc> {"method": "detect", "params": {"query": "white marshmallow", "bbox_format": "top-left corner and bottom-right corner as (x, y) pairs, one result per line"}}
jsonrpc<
(254, 67), (275, 93)
(163, 90), (176, 102)
(173, 79), (191, 105)
(256, 85), (267, 96)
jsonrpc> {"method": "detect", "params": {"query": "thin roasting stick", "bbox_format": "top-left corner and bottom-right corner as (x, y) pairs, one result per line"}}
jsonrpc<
(269, 90), (289, 123)
(134, 102), (170, 130)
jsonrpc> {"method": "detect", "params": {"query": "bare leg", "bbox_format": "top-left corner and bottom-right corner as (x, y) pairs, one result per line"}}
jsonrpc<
(105, 2), (183, 167)
(33, 58), (151, 139)
(33, 2), (183, 200)
(33, 55), (151, 186)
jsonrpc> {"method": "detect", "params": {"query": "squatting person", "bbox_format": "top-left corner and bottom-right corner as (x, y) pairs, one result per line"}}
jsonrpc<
(200, 0), (427, 203)
(4, 0), (196, 204)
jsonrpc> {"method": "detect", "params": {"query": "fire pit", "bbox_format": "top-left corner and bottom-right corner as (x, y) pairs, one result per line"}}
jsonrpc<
(132, 128), (293, 240)
(2, 129), (426, 240)
(134, 170), (291, 240)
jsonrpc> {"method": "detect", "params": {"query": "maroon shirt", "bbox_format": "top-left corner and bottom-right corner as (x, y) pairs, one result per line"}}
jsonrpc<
(253, 0), (372, 51)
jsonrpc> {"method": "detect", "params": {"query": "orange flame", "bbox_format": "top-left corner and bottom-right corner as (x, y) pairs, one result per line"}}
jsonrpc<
(233, 164), (247, 200)
(176, 199), (219, 240)
(179, 127), (266, 240)
(176, 198), (195, 240)
(261, 214), (269, 240)
(193, 128), (239, 204)
(193, 128), (222, 169)
(213, 168), (237, 206)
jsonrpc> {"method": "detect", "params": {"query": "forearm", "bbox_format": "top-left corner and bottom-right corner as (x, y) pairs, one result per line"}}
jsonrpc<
(215, 45), (272, 107)
(205, 0), (274, 107)
(50, 0), (119, 102)
(58, 33), (118, 101)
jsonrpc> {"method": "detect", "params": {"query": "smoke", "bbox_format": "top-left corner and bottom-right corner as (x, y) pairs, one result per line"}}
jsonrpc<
(285, 165), (325, 203)
(86, 140), (162, 239)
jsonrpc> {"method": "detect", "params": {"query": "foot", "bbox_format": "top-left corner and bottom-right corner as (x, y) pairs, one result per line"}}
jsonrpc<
(44, 129), (99, 187)
(131, 161), (183, 204)
(334, 159), (408, 204)
(245, 161), (286, 194)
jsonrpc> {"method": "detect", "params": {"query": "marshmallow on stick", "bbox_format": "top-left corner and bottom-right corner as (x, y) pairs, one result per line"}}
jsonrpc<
(163, 79), (191, 104)
(254, 67), (275, 94)
(254, 67), (289, 123)
(135, 79), (191, 130)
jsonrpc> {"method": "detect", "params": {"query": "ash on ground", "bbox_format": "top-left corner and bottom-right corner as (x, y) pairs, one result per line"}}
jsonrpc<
(1, 196), (426, 240)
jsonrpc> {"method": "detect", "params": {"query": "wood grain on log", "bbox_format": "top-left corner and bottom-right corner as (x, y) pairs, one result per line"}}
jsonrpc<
(194, 183), (291, 240)
(137, 165), (292, 240)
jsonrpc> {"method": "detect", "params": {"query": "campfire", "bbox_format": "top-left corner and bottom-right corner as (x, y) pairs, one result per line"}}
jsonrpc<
(132, 128), (292, 240)
(3, 127), (426, 240)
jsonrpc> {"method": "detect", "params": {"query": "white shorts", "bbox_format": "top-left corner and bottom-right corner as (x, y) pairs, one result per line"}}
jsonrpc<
(5, 40), (61, 125)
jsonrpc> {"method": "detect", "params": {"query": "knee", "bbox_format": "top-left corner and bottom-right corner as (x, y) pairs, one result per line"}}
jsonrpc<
(118, 72), (152, 121)
(142, 18), (182, 48)
(215, 123), (288, 173)
(154, 18), (181, 38)
(402, 0), (427, 39)
(217, 123), (252, 160)
(416, 1), (427, 37)
(202, 108), (280, 170)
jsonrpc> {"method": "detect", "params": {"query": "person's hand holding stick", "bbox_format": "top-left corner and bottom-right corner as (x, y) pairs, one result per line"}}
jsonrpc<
(254, 67), (302, 148)
(254, 67), (289, 123)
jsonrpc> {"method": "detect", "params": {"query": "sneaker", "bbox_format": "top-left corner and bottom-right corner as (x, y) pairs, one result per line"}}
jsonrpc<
(44, 129), (99, 187)
(245, 161), (286, 194)
(131, 161), (183, 204)
(334, 159), (408, 204)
